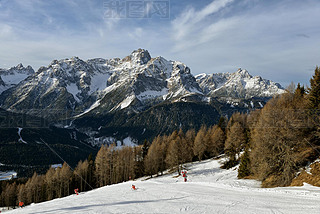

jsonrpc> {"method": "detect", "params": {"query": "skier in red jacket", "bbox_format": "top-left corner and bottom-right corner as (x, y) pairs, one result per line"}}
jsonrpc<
(131, 184), (136, 190)
(18, 201), (24, 208)
(182, 171), (187, 182)
(74, 188), (79, 195)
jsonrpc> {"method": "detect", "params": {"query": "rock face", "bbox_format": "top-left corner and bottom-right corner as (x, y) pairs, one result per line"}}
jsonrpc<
(196, 68), (284, 100)
(0, 49), (284, 119)
(0, 76), (5, 86)
(0, 63), (34, 94)
(0, 49), (287, 161)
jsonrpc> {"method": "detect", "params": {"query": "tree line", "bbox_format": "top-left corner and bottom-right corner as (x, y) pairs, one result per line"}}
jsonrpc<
(1, 66), (320, 207)
(0, 121), (227, 208)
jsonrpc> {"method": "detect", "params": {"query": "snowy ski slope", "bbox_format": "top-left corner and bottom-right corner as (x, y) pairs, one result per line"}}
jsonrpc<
(6, 159), (320, 214)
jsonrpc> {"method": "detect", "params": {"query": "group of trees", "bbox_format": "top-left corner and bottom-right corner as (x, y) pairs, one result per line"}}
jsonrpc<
(1, 66), (320, 207)
(0, 122), (228, 208)
(144, 124), (226, 177)
(0, 156), (95, 208)
(236, 66), (320, 187)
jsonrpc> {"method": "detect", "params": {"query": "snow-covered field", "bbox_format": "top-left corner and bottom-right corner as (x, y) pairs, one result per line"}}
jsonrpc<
(6, 159), (320, 214)
(0, 171), (17, 181)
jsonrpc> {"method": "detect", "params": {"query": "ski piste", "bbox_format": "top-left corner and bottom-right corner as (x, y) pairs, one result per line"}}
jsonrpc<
(6, 158), (320, 214)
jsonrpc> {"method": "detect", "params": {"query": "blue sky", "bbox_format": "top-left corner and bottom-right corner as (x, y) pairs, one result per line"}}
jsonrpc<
(0, 0), (320, 87)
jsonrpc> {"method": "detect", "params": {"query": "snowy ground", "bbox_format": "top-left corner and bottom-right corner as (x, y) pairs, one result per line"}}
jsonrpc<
(0, 171), (17, 181)
(5, 159), (320, 214)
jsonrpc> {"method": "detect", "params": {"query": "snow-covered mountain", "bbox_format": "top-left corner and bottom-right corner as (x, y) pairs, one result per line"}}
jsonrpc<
(196, 68), (285, 100)
(0, 49), (284, 119)
(0, 63), (34, 94)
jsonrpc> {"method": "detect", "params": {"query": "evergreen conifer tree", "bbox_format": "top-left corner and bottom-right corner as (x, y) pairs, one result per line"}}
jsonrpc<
(308, 66), (320, 109)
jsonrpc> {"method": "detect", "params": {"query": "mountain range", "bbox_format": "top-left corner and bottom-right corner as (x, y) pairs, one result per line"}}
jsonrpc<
(0, 49), (285, 175)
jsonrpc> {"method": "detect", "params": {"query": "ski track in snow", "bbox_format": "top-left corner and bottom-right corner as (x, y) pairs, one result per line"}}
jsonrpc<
(17, 127), (27, 144)
(6, 159), (320, 214)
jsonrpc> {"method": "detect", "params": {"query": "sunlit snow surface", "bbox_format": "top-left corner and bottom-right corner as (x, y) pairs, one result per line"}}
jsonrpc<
(1, 73), (29, 86)
(0, 171), (17, 181)
(7, 159), (320, 214)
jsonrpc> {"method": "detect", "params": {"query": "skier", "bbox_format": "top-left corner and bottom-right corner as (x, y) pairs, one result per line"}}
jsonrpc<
(131, 184), (136, 190)
(74, 188), (79, 195)
(182, 170), (187, 182)
(18, 201), (24, 208)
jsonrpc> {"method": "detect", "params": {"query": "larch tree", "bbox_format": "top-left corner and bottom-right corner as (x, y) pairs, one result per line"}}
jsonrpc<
(95, 145), (108, 187)
(250, 92), (311, 187)
(44, 167), (56, 200)
(206, 125), (225, 158)
(60, 163), (72, 197)
(144, 140), (159, 177)
(193, 126), (208, 161)
(165, 135), (183, 175)
(74, 160), (89, 192)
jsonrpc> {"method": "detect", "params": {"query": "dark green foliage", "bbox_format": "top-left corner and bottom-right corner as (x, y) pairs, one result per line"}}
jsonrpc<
(73, 100), (254, 143)
(295, 83), (305, 98)
(0, 127), (97, 177)
(221, 159), (239, 169)
(308, 66), (320, 109)
(217, 116), (227, 131)
(142, 140), (150, 158)
(238, 148), (251, 178)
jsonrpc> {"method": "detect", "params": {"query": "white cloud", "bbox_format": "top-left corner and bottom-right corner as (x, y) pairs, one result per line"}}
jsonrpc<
(167, 0), (320, 87)
(128, 28), (143, 40)
(0, 0), (319, 87)
(171, 0), (235, 50)
(0, 23), (13, 38)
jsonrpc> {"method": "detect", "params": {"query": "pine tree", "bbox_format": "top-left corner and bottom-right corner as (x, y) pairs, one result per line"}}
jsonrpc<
(142, 140), (150, 159)
(238, 148), (251, 178)
(308, 66), (320, 109)
(295, 83), (305, 98)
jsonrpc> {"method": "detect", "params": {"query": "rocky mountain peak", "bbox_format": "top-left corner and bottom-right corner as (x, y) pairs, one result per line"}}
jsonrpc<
(196, 68), (285, 99)
(0, 49), (285, 119)
(16, 63), (24, 69)
(0, 63), (35, 94)
(1, 63), (35, 75)
(130, 48), (151, 65)
(234, 68), (252, 79)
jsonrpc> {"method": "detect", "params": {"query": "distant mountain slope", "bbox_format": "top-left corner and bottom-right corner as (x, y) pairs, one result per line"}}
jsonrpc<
(0, 108), (96, 177)
(196, 68), (284, 100)
(0, 63), (34, 94)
